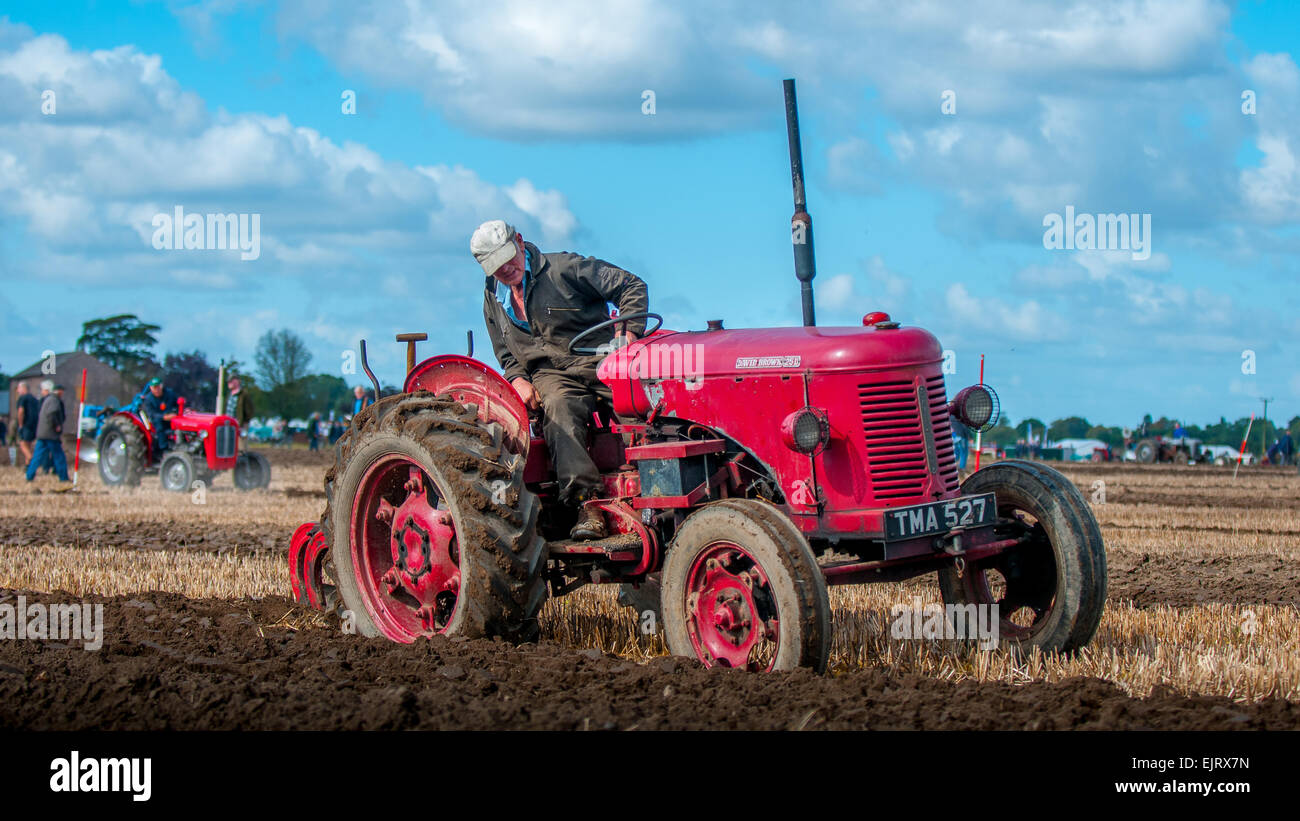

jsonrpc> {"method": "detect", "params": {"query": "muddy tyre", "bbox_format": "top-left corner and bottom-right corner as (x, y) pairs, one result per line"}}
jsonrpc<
(662, 499), (831, 672)
(937, 460), (1107, 655)
(322, 392), (547, 643)
(97, 416), (146, 487)
(159, 451), (195, 492)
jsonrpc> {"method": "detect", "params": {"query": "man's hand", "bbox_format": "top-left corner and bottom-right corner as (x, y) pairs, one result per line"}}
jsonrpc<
(511, 377), (541, 411)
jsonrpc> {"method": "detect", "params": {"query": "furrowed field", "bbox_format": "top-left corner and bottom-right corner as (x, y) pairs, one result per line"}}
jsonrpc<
(1, 449), (1297, 730)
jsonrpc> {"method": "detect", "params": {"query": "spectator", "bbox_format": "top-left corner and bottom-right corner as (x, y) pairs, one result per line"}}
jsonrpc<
(307, 412), (321, 451)
(1279, 429), (1294, 466)
(328, 417), (344, 445)
(352, 385), (373, 416)
(26, 381), (69, 482)
(14, 381), (39, 468)
(225, 375), (254, 431)
(951, 417), (970, 470)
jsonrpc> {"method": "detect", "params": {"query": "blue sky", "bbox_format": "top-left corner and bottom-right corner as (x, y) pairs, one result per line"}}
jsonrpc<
(0, 0), (1297, 427)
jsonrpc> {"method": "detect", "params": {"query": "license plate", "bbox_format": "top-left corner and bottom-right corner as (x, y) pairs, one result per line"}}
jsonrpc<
(884, 493), (997, 541)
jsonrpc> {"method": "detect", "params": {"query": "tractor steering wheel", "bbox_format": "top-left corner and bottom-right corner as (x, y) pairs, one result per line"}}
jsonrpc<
(567, 312), (663, 355)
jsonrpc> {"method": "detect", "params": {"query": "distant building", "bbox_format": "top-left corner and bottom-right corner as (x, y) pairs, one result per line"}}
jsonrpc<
(7, 352), (134, 422)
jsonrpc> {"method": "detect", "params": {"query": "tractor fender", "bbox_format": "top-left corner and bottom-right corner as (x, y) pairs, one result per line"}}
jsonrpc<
(404, 354), (531, 456)
(105, 410), (154, 451)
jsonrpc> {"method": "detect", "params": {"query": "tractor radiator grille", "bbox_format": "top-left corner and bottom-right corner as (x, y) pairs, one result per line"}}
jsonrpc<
(214, 423), (237, 459)
(858, 375), (960, 502)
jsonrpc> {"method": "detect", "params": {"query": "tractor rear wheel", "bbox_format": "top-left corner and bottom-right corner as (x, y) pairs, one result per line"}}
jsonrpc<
(97, 417), (146, 487)
(662, 499), (831, 672)
(937, 460), (1106, 655)
(159, 451), (195, 492)
(233, 451), (271, 490)
(322, 392), (547, 643)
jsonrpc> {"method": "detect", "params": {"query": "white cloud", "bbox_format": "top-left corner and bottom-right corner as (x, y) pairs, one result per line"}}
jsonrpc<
(945, 282), (1068, 341)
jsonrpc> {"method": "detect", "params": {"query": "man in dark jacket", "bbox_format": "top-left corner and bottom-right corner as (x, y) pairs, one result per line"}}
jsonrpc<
(14, 381), (40, 468)
(140, 377), (179, 459)
(472, 219), (648, 540)
(25, 381), (69, 482)
(225, 375), (254, 429)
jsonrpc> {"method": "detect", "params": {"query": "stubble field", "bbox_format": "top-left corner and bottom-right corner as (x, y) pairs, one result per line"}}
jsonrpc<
(1, 448), (1297, 730)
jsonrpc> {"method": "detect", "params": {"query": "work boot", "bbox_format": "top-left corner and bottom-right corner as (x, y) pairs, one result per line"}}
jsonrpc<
(569, 505), (607, 541)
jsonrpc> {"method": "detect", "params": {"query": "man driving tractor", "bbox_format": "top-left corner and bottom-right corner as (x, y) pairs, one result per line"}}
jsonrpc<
(471, 219), (648, 541)
(140, 377), (179, 459)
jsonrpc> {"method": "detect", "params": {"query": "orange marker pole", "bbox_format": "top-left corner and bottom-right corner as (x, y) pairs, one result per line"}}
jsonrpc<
(72, 368), (87, 489)
(973, 355), (985, 471)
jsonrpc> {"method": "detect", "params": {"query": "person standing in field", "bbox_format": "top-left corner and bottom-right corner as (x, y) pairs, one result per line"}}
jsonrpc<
(26, 381), (69, 482)
(14, 381), (39, 468)
(225, 375), (255, 432)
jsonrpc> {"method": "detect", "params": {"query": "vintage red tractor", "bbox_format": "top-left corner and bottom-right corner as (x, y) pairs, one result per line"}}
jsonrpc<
(288, 80), (1106, 671)
(96, 391), (271, 492)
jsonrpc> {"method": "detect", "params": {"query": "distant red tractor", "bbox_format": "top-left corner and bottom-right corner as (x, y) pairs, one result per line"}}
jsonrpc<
(96, 392), (270, 492)
(289, 81), (1107, 671)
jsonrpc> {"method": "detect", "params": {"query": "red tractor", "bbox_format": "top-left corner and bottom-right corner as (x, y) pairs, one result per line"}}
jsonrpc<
(96, 391), (271, 492)
(289, 81), (1106, 671)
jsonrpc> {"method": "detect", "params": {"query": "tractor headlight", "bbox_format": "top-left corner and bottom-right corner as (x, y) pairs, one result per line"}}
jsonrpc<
(781, 407), (830, 455)
(949, 385), (1001, 432)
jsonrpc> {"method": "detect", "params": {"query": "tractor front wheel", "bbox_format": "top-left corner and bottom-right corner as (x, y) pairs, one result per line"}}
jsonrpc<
(323, 393), (547, 643)
(937, 460), (1107, 654)
(97, 417), (146, 487)
(159, 451), (195, 492)
(662, 499), (831, 672)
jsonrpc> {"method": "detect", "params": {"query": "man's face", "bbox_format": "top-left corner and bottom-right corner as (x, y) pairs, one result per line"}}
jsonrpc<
(16, 383), (26, 395)
(229, 379), (240, 393)
(354, 386), (364, 398)
(491, 236), (526, 287)
(150, 384), (163, 397)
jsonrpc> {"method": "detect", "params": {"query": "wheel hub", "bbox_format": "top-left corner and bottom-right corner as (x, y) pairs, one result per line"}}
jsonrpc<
(372, 467), (459, 633)
(105, 436), (124, 475)
(686, 545), (779, 671)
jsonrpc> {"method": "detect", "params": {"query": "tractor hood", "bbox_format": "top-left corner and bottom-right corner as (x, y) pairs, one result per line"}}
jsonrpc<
(601, 324), (941, 379)
(599, 323), (943, 417)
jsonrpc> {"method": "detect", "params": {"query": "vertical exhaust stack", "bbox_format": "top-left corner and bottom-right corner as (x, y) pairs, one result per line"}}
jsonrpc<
(784, 78), (817, 327)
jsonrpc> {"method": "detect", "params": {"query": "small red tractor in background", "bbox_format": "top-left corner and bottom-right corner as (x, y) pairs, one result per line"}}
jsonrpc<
(96, 390), (271, 492)
(289, 80), (1107, 671)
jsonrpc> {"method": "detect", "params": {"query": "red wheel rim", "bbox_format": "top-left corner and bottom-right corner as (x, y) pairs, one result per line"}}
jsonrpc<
(351, 456), (461, 642)
(684, 541), (780, 671)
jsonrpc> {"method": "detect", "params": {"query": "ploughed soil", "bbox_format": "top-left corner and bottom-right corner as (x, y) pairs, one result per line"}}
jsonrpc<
(1, 590), (1296, 731)
(0, 516), (285, 555)
(1106, 552), (1300, 608)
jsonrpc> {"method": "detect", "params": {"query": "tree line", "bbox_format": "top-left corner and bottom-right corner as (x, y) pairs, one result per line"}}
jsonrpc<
(978, 413), (1300, 456)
